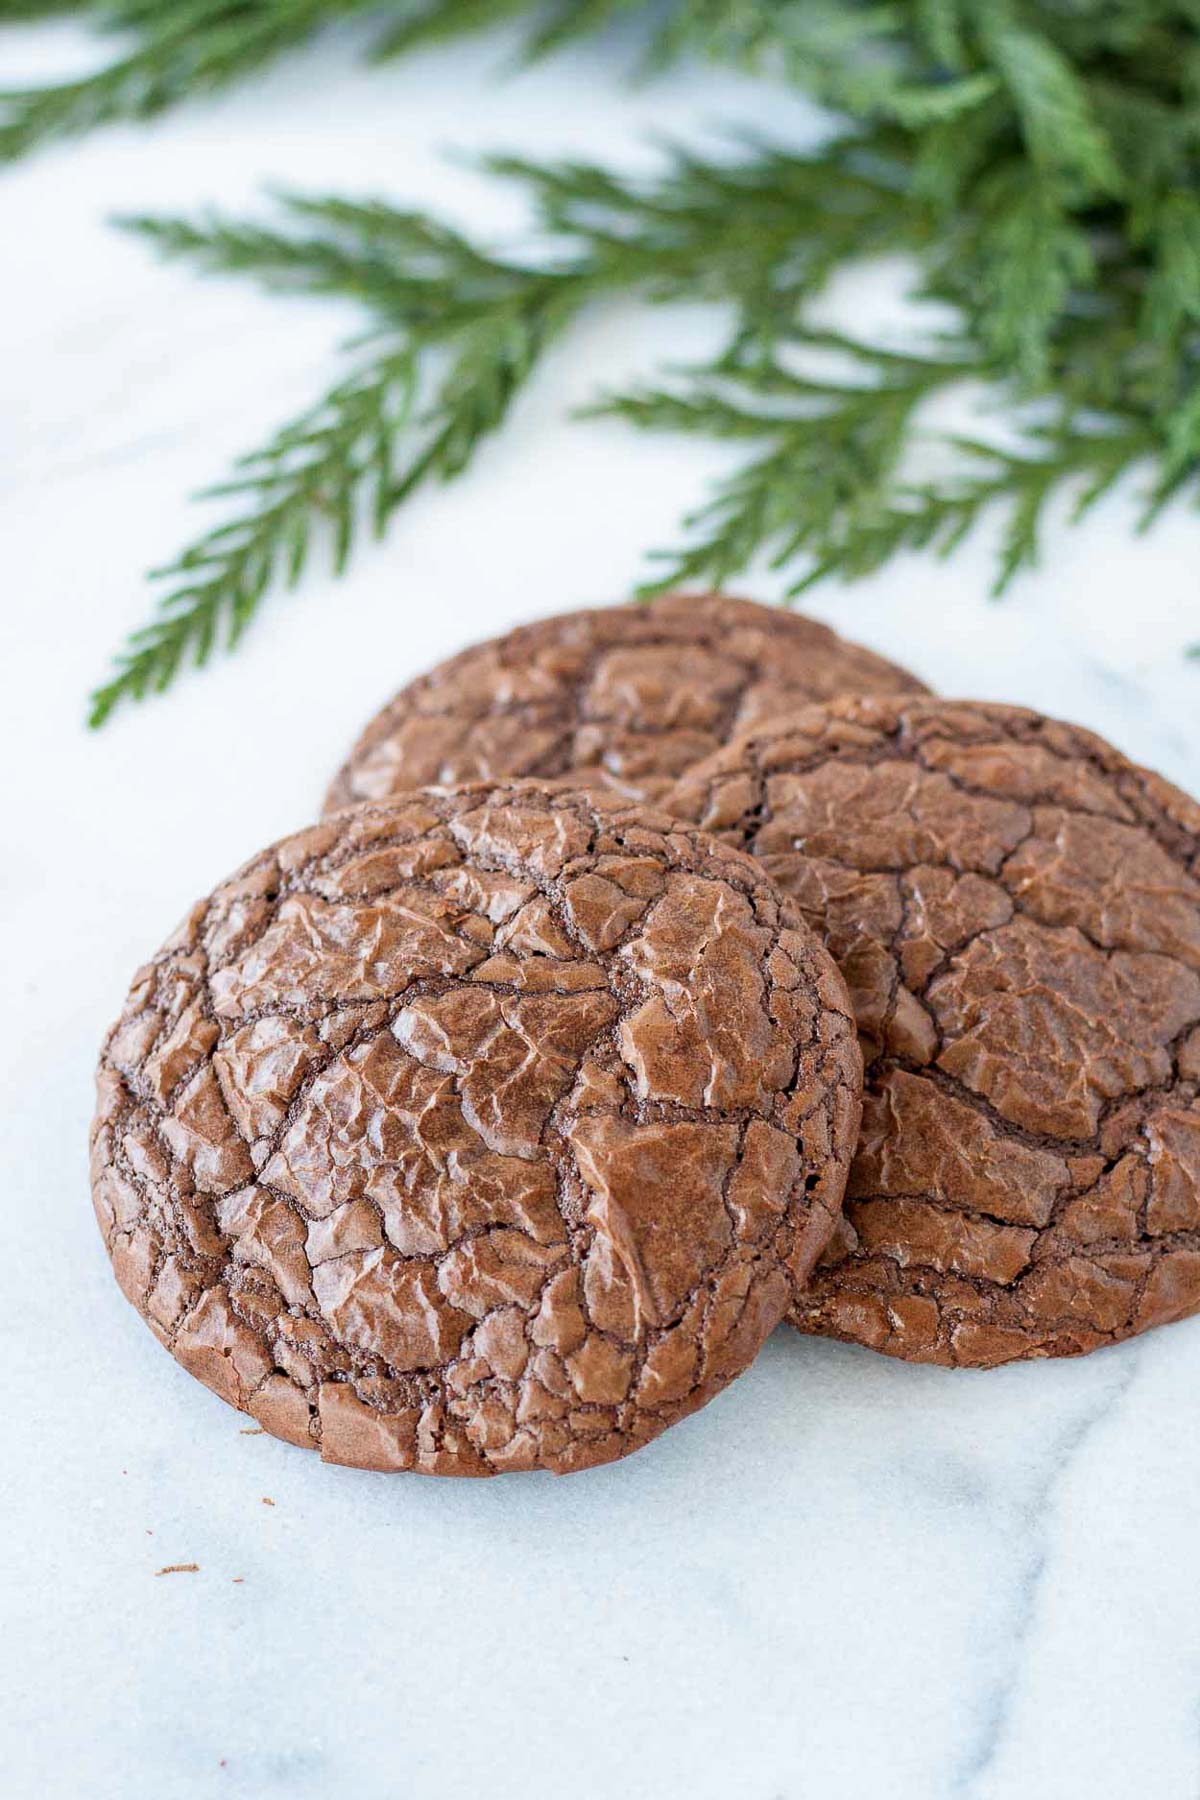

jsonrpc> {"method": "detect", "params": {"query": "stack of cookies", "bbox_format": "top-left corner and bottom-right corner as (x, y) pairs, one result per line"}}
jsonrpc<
(91, 595), (1200, 1476)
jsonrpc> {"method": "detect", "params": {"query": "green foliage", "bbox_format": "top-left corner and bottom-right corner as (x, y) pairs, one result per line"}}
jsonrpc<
(89, 202), (590, 725)
(0, 1), (77, 16)
(932, 172), (1096, 385)
(595, 341), (1159, 598)
(0, 4), (379, 163)
(0, 1), (1178, 170)
(978, 18), (1121, 194)
(88, 356), (413, 727)
(4, 2), (1199, 714)
(593, 334), (980, 592)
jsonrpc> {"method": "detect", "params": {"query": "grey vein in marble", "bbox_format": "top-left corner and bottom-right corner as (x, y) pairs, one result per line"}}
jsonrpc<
(949, 1348), (1143, 1800)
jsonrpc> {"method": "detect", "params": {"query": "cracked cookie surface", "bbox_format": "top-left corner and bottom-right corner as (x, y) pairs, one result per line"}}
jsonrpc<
(667, 698), (1200, 1368)
(91, 784), (862, 1473)
(323, 593), (929, 814)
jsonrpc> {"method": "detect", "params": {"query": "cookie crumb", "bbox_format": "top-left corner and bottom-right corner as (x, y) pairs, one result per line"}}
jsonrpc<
(155, 1563), (199, 1576)
(239, 1427), (264, 1436)
(261, 1496), (274, 1506)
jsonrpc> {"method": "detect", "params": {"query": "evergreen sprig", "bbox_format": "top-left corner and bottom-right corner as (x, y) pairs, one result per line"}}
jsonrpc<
(89, 201), (592, 724)
(87, 355), (414, 727)
(0, 2), (374, 163)
(5, 3), (1200, 715)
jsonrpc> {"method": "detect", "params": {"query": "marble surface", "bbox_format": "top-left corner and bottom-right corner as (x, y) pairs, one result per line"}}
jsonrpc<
(3, 19), (1200, 1800)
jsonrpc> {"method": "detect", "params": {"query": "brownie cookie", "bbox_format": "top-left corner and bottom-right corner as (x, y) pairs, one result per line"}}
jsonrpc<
(323, 593), (929, 813)
(91, 785), (862, 1474)
(668, 697), (1200, 1368)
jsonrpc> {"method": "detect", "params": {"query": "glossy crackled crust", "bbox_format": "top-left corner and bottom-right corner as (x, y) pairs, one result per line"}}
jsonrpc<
(322, 593), (929, 814)
(91, 785), (861, 1474)
(667, 697), (1200, 1368)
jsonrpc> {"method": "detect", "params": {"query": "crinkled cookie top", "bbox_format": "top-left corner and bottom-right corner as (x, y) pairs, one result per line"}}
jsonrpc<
(92, 785), (861, 1474)
(323, 593), (928, 814)
(667, 697), (1200, 1368)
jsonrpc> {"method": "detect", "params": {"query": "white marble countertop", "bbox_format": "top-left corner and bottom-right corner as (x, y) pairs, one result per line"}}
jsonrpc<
(4, 19), (1200, 1800)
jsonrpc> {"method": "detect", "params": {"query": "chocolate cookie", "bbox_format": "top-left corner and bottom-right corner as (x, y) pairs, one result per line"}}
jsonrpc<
(667, 698), (1200, 1368)
(91, 785), (862, 1474)
(323, 593), (929, 813)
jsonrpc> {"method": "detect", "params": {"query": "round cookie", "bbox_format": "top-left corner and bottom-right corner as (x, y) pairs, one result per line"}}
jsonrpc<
(667, 697), (1200, 1368)
(91, 784), (862, 1474)
(323, 592), (929, 813)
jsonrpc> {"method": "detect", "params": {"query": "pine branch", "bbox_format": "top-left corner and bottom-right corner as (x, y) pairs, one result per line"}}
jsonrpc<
(592, 334), (983, 593)
(91, 141), (932, 718)
(0, 0), (648, 164)
(368, 0), (580, 61)
(0, 0), (379, 164)
(487, 138), (928, 336)
(823, 418), (1158, 598)
(94, 85), (1200, 720)
(608, 344), (1165, 599)
(11, 2), (1191, 715)
(89, 217), (590, 725)
(121, 196), (581, 327)
(0, 1), (79, 16)
(88, 352), (414, 726)
(977, 18), (1121, 195)
(0, 0), (922, 158)
(929, 171), (1096, 386)
(0, 0), (1143, 167)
